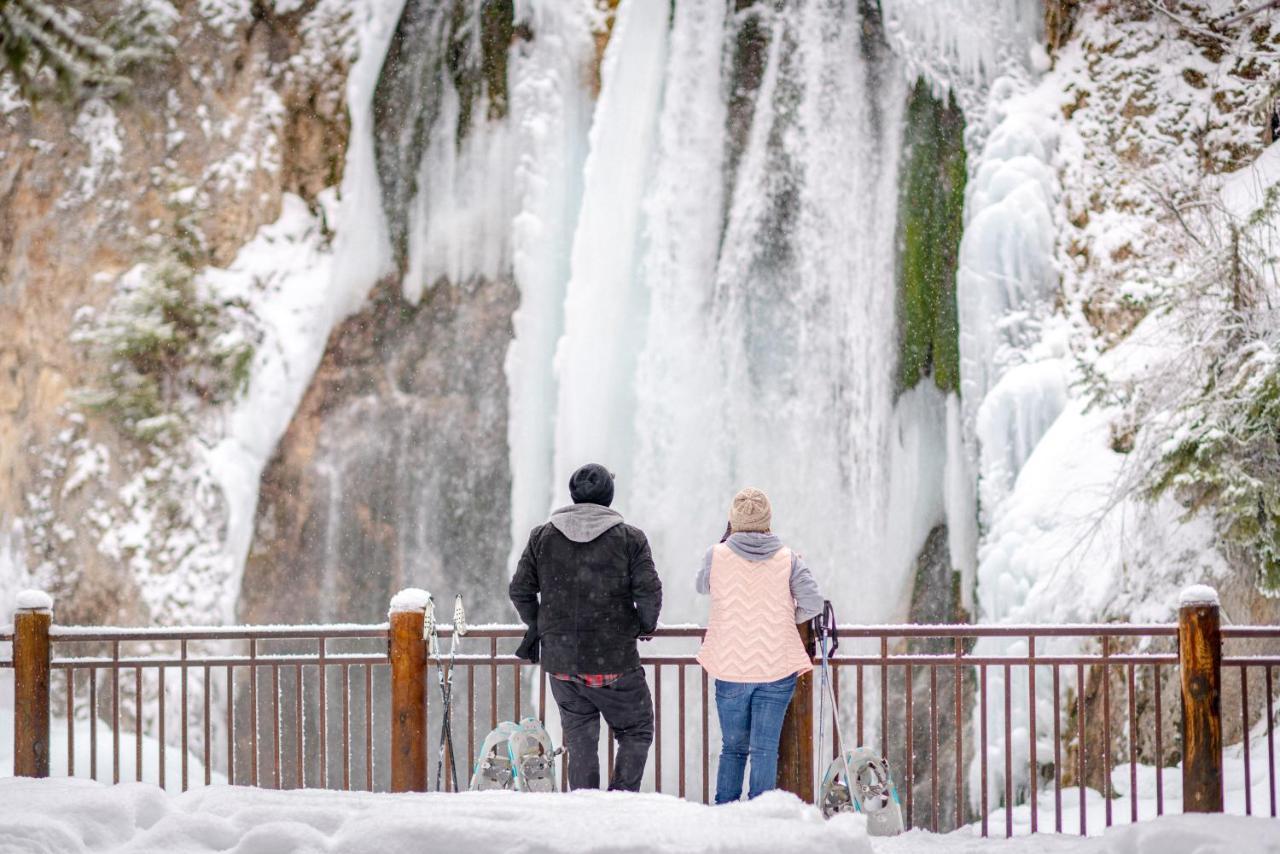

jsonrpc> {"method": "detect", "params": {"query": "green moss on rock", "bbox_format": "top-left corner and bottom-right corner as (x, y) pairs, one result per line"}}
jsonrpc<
(448, 0), (514, 143)
(895, 77), (966, 396)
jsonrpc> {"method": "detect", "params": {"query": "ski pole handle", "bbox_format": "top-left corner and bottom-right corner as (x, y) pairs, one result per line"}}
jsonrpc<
(453, 595), (467, 637)
(823, 600), (839, 655)
(424, 595), (438, 657)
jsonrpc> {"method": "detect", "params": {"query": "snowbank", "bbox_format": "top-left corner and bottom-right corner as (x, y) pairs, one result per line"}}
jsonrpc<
(0, 777), (1274, 854)
(0, 779), (871, 854)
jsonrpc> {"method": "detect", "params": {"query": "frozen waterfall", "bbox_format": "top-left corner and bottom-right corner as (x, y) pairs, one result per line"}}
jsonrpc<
(539, 0), (956, 624)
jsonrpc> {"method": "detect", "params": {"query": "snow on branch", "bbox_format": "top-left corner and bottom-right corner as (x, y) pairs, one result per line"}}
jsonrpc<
(0, 0), (175, 103)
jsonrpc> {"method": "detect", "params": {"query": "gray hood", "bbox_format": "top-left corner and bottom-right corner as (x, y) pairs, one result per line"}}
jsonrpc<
(725, 531), (783, 561)
(548, 504), (625, 543)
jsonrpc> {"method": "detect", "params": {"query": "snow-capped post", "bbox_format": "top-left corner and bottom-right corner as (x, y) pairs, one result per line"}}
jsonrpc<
(13, 590), (53, 778)
(389, 589), (430, 792)
(1178, 584), (1223, 813)
(776, 620), (814, 801)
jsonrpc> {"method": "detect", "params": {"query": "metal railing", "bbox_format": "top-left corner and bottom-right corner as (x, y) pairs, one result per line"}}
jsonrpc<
(3, 593), (1277, 838)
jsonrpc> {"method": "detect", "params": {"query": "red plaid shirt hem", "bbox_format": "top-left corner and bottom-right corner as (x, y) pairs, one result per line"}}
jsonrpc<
(550, 672), (622, 688)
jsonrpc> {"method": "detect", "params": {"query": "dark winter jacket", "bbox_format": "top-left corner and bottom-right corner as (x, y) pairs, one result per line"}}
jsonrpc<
(509, 504), (662, 674)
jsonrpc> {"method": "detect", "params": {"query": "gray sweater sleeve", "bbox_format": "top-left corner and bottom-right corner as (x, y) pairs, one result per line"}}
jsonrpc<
(695, 547), (714, 595)
(790, 553), (824, 622)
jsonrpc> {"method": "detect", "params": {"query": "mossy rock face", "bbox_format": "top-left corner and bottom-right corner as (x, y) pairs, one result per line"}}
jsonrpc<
(447, 0), (515, 143)
(894, 77), (965, 397)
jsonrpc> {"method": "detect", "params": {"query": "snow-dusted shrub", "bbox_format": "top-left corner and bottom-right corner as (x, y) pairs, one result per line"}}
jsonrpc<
(1148, 338), (1280, 594)
(72, 252), (258, 444)
(1124, 185), (1280, 596)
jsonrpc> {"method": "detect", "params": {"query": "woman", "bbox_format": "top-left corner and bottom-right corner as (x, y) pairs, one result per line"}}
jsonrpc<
(695, 487), (825, 803)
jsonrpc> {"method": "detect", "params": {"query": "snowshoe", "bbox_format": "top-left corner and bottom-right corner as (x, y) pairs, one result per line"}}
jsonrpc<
(820, 747), (904, 836)
(470, 721), (521, 791)
(508, 716), (560, 793)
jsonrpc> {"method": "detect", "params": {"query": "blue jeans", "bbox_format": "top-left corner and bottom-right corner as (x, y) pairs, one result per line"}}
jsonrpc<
(714, 674), (798, 803)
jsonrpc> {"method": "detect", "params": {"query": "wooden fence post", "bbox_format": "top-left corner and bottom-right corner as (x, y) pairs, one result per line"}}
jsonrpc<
(777, 621), (815, 801)
(14, 590), (52, 778)
(389, 589), (429, 793)
(1179, 585), (1223, 812)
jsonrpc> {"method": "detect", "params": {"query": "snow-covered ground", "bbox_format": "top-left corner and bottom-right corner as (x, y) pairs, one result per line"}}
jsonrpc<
(0, 778), (1275, 854)
(878, 813), (1278, 854)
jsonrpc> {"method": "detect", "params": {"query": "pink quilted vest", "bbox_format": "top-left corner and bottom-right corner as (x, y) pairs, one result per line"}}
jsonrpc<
(696, 543), (813, 683)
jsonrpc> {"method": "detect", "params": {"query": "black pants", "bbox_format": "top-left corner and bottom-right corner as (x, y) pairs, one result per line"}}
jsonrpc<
(548, 668), (654, 791)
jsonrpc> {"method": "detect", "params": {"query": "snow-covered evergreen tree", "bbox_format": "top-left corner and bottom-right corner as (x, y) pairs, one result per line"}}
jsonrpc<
(0, 0), (173, 101)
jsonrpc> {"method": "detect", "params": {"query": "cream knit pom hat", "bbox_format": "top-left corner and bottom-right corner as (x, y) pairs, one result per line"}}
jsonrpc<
(729, 487), (772, 533)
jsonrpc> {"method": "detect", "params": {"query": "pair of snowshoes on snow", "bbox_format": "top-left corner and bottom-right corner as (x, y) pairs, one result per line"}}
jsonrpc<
(469, 716), (562, 793)
(818, 747), (904, 836)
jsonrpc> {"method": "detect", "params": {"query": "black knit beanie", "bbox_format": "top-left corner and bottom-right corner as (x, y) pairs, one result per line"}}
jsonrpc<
(569, 463), (614, 507)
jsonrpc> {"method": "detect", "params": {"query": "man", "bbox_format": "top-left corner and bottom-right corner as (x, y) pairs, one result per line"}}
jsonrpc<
(509, 463), (662, 791)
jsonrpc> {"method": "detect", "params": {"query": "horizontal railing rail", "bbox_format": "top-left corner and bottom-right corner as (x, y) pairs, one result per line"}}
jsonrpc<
(3, 591), (1276, 838)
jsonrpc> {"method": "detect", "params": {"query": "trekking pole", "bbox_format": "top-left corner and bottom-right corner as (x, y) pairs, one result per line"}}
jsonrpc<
(815, 601), (855, 810)
(435, 595), (466, 792)
(446, 596), (467, 790)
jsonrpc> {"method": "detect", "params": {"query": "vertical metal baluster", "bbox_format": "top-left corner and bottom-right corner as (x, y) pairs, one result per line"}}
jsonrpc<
(980, 664), (988, 838)
(318, 639), (327, 789)
(538, 665), (546, 721)
(1077, 662), (1086, 837)
(955, 636), (964, 832)
(1267, 666), (1275, 818)
(112, 642), (120, 784)
(67, 669), (75, 778)
(1128, 663), (1138, 823)
(1028, 635), (1037, 834)
(158, 666), (166, 790)
(880, 637), (889, 761)
(342, 663), (350, 791)
(295, 664), (303, 789)
(1053, 664), (1062, 833)
(135, 666), (143, 782)
(249, 640), (258, 787)
(856, 664), (864, 745)
(679, 664), (687, 799)
(490, 638), (498, 734)
(273, 663), (281, 789)
(365, 665), (373, 792)
(1102, 637), (1111, 828)
(226, 665), (234, 786)
(702, 668), (709, 805)
(654, 665), (662, 793)
(90, 666), (97, 781)
(513, 662), (521, 721)
(930, 664), (940, 831)
(904, 662), (913, 830)
(202, 664), (211, 787)
(468, 665), (476, 781)
(181, 640), (189, 792)
(1004, 663), (1012, 839)
(1241, 666), (1252, 816)
(1155, 662), (1164, 815)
